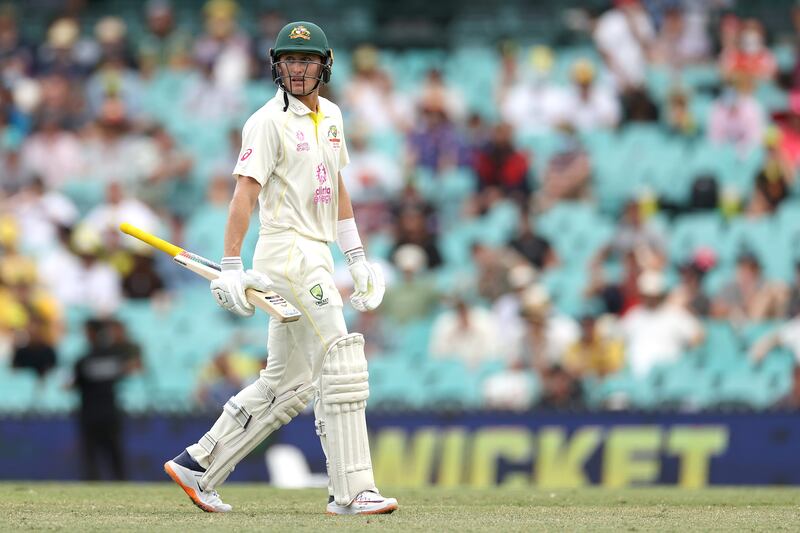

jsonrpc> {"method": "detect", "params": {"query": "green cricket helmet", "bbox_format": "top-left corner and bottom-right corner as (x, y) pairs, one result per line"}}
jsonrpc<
(270, 21), (333, 96)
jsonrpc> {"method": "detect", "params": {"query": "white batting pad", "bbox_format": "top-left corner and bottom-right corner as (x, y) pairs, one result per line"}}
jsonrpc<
(197, 378), (314, 490)
(318, 334), (376, 504)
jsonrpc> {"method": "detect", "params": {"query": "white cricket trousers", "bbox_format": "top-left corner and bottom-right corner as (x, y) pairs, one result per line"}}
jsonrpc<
(253, 229), (349, 395)
(187, 229), (348, 468)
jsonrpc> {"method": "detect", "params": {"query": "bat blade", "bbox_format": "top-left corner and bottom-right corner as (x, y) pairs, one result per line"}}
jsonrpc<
(174, 253), (301, 323)
(120, 222), (301, 322)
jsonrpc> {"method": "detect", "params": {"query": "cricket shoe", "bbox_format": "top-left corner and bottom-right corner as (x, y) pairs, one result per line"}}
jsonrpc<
(164, 450), (232, 513)
(326, 490), (398, 515)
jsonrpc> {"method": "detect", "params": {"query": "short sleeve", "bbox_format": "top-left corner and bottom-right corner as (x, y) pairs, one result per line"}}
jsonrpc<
(338, 124), (350, 172)
(232, 115), (278, 186)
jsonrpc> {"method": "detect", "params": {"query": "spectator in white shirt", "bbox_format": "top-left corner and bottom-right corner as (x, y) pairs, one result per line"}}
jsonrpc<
(652, 4), (712, 70)
(341, 45), (412, 135)
(20, 113), (84, 189)
(620, 270), (705, 378)
(39, 224), (122, 314)
(499, 46), (561, 136)
(82, 181), (161, 254)
(484, 284), (579, 410)
(416, 68), (467, 125)
(593, 0), (655, 92)
(428, 295), (499, 369)
(80, 98), (160, 187)
(492, 263), (538, 342)
(549, 60), (620, 131)
(192, 0), (250, 89)
(708, 77), (766, 155)
(505, 284), (580, 371)
(7, 177), (79, 256)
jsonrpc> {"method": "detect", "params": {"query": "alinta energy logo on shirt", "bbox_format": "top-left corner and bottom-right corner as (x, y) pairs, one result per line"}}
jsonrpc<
(309, 283), (329, 306)
(313, 163), (331, 204)
(296, 129), (309, 152)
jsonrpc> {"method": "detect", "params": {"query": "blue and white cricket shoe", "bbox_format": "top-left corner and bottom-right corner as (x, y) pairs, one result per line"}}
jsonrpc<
(326, 490), (398, 515)
(164, 450), (232, 513)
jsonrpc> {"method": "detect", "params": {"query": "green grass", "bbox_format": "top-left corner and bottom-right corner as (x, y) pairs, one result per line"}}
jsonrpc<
(1, 484), (799, 532)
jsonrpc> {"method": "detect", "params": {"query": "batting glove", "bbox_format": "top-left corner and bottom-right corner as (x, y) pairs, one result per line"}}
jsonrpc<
(346, 249), (385, 312)
(210, 257), (273, 317)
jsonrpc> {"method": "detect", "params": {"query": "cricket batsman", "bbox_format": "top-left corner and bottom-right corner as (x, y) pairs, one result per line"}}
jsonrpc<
(164, 21), (397, 515)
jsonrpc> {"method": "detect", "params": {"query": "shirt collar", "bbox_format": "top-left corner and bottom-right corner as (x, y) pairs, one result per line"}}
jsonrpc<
(277, 89), (330, 118)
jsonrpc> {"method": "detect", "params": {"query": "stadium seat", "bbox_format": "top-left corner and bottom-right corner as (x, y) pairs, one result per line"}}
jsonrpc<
(754, 348), (795, 406)
(713, 360), (766, 409)
(363, 231), (394, 262)
(536, 201), (597, 240)
(0, 370), (38, 414)
(589, 369), (639, 410)
(517, 132), (564, 176)
(539, 267), (589, 316)
(536, 202), (614, 271)
(756, 82), (788, 112)
(36, 371), (77, 414)
(369, 130), (404, 158)
(368, 355), (426, 410)
(388, 319), (436, 364)
(118, 374), (151, 414)
(669, 212), (725, 264)
(721, 216), (790, 280)
(59, 180), (106, 216)
(700, 321), (745, 372)
(438, 222), (481, 267)
(474, 200), (520, 246)
(650, 352), (714, 410)
(421, 358), (482, 409)
(680, 64), (720, 91)
(689, 94), (714, 132)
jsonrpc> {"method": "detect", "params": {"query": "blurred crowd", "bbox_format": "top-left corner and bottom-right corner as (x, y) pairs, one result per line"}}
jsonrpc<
(3, 0), (800, 413)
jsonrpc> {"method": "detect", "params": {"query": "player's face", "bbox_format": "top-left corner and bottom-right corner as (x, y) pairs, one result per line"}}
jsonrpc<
(277, 53), (323, 95)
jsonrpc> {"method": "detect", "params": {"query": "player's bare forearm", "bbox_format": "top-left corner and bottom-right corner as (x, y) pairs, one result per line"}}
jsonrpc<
(224, 175), (261, 257)
(337, 172), (354, 221)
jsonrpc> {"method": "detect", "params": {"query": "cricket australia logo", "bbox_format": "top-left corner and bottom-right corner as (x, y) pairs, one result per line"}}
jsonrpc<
(289, 25), (311, 40)
(327, 125), (341, 149)
(309, 284), (329, 306)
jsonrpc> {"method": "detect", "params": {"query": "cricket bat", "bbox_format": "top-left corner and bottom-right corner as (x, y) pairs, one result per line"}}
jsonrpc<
(119, 223), (301, 322)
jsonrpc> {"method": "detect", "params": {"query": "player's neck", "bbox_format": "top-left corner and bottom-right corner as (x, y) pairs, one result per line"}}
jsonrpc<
(294, 92), (319, 113)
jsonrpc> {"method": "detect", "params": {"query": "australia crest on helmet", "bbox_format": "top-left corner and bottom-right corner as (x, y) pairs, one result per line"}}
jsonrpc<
(289, 25), (311, 40)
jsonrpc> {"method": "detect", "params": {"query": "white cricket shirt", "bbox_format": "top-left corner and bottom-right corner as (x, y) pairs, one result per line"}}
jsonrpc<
(232, 89), (349, 243)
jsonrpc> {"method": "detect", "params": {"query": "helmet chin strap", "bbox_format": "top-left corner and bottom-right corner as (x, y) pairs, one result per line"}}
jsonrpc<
(279, 77), (322, 111)
(278, 75), (322, 95)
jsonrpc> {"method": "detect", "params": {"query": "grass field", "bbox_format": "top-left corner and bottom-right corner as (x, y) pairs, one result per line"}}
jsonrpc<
(2, 483), (799, 532)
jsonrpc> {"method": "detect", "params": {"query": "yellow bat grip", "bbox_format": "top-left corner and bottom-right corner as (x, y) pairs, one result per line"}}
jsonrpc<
(119, 223), (184, 257)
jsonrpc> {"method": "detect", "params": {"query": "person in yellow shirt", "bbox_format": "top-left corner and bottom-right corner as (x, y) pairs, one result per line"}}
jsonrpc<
(563, 312), (625, 378)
